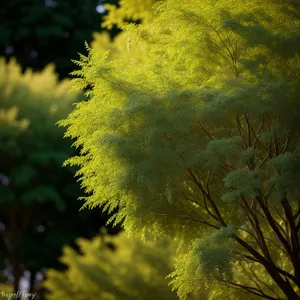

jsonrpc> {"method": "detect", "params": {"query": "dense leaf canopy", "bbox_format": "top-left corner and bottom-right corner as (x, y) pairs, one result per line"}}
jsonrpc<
(60, 0), (300, 299)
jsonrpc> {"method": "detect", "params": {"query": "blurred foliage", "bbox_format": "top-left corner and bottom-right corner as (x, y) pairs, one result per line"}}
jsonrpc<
(91, 30), (148, 66)
(44, 231), (204, 300)
(43, 231), (270, 300)
(102, 0), (157, 29)
(91, 0), (156, 63)
(0, 57), (120, 292)
(0, 0), (119, 79)
(60, 0), (300, 299)
(0, 283), (13, 300)
(0, 56), (77, 211)
(0, 56), (77, 218)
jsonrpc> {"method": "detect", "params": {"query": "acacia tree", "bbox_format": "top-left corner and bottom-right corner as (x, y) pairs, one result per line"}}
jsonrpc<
(60, 0), (300, 299)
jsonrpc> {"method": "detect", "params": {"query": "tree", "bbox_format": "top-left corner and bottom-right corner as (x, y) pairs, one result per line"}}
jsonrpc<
(0, 57), (78, 292)
(60, 0), (300, 299)
(0, 57), (120, 294)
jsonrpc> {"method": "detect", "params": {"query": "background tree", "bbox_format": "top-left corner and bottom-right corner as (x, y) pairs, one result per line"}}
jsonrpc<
(0, 0), (128, 297)
(0, 57), (120, 294)
(60, 0), (300, 299)
(44, 230), (279, 300)
(43, 231), (204, 300)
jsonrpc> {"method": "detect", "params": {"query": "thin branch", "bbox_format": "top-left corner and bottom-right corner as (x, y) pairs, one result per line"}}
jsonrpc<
(187, 168), (226, 226)
(157, 213), (220, 229)
(219, 279), (279, 300)
(197, 121), (213, 140)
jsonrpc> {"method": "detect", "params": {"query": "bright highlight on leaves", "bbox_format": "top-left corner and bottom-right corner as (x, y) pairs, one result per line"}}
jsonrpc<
(44, 231), (203, 300)
(60, 0), (300, 299)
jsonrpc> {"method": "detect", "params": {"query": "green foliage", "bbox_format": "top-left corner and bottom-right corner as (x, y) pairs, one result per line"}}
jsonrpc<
(0, 57), (77, 208)
(0, 57), (86, 290)
(91, 0), (158, 63)
(43, 232), (201, 300)
(61, 0), (300, 299)
(169, 227), (235, 299)
(0, 106), (29, 133)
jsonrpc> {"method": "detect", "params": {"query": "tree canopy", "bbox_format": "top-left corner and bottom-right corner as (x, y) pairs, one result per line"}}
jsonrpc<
(0, 56), (78, 291)
(60, 0), (300, 299)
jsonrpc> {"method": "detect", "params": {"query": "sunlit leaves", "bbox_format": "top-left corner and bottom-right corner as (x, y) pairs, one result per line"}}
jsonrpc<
(61, 0), (300, 299)
(44, 232), (200, 300)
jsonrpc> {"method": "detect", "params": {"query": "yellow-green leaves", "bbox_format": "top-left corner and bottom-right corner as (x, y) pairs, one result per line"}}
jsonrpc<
(102, 0), (157, 29)
(61, 0), (300, 299)
(43, 232), (198, 300)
